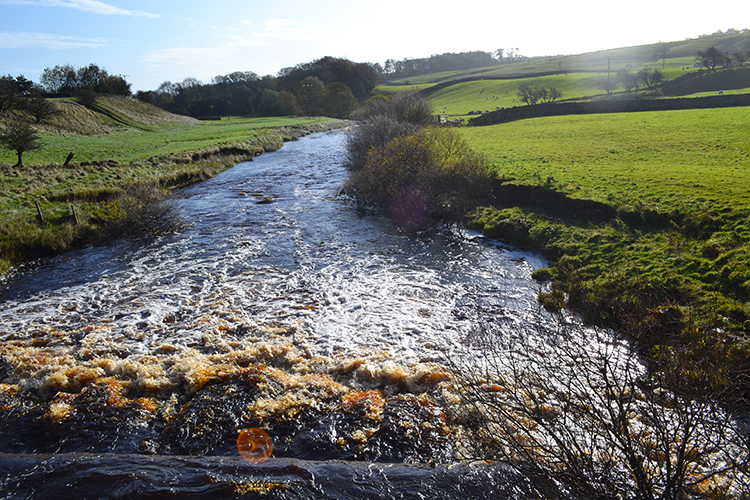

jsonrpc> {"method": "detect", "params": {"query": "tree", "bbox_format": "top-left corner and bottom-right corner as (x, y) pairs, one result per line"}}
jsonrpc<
(76, 63), (106, 91)
(452, 316), (750, 499)
(344, 127), (490, 225)
(597, 75), (617, 95)
(296, 76), (324, 117)
(98, 75), (131, 96)
(345, 92), (432, 173)
(276, 90), (301, 116)
(0, 75), (20, 115)
(722, 52), (734, 69)
(321, 82), (358, 119)
(518, 84), (560, 104)
(541, 87), (562, 103)
(21, 95), (60, 123)
(40, 63), (78, 95)
(695, 47), (727, 72)
(0, 119), (44, 166)
(0, 74), (34, 115)
(40, 63), (131, 97)
(639, 68), (665, 90)
(76, 88), (98, 109)
(616, 68), (640, 93)
(735, 51), (749, 67)
(254, 88), (279, 116)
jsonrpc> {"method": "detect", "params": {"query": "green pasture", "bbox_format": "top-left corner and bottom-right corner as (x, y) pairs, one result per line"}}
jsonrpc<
(0, 104), (334, 166)
(426, 73), (608, 116)
(461, 106), (750, 351)
(0, 97), (344, 272)
(422, 66), (744, 117)
(385, 31), (750, 86)
(460, 107), (750, 212)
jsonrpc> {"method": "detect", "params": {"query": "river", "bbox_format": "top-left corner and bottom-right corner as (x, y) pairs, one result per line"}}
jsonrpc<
(0, 130), (559, 498)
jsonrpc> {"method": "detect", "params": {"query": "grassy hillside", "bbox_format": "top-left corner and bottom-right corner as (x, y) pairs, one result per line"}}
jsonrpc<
(463, 107), (750, 212)
(0, 97), (346, 272)
(385, 31), (750, 86)
(379, 31), (750, 120)
(460, 106), (750, 382)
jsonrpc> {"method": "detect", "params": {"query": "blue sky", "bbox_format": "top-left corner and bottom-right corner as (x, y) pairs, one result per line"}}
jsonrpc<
(1, 0), (749, 92)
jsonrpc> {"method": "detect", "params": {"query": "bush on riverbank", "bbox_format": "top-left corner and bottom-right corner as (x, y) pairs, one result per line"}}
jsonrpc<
(345, 93), (490, 225)
(345, 92), (433, 173)
(109, 182), (185, 239)
(345, 127), (491, 225)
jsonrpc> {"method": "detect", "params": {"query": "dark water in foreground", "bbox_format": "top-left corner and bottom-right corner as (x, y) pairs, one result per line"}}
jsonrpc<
(0, 130), (556, 498)
(1, 453), (560, 499)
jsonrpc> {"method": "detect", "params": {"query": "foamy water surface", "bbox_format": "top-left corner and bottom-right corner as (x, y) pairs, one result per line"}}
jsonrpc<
(0, 130), (547, 367)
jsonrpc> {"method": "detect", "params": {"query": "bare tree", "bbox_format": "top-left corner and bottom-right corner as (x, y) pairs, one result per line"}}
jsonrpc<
(639, 68), (665, 90)
(21, 95), (60, 123)
(695, 47), (728, 72)
(542, 87), (562, 103)
(452, 316), (750, 500)
(518, 83), (558, 105)
(0, 119), (44, 166)
(597, 76), (617, 95)
(617, 68), (641, 93)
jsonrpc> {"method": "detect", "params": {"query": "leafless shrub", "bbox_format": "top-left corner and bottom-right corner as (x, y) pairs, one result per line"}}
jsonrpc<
(345, 92), (433, 173)
(112, 182), (184, 239)
(452, 315), (750, 499)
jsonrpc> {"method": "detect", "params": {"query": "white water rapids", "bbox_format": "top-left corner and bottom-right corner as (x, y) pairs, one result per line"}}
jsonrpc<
(0, 130), (548, 367)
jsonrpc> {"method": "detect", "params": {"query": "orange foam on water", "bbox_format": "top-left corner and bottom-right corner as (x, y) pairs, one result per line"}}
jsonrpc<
(237, 428), (273, 463)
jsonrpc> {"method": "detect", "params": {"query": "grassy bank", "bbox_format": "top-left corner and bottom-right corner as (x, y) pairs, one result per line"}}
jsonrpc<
(0, 96), (346, 273)
(460, 106), (750, 385)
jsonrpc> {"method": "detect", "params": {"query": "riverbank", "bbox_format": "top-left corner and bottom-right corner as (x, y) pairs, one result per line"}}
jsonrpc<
(0, 103), (347, 273)
(460, 106), (750, 401)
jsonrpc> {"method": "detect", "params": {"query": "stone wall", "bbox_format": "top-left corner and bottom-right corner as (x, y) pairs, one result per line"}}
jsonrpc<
(468, 93), (750, 126)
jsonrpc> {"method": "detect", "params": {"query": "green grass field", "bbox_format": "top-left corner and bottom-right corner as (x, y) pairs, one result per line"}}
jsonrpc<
(385, 31), (750, 86)
(0, 97), (337, 165)
(460, 107), (750, 211)
(419, 68), (750, 118)
(0, 97), (345, 272)
(460, 107), (750, 369)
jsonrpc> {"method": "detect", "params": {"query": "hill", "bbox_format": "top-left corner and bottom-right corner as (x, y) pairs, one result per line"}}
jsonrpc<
(33, 96), (199, 136)
(383, 30), (750, 86)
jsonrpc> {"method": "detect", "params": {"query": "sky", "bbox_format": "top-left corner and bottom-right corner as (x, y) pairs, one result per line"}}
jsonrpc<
(1, 0), (749, 92)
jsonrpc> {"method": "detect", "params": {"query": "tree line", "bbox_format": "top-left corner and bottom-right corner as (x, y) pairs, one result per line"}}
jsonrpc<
(40, 63), (131, 99)
(598, 46), (750, 95)
(383, 49), (526, 78)
(137, 56), (383, 119)
(695, 45), (750, 71)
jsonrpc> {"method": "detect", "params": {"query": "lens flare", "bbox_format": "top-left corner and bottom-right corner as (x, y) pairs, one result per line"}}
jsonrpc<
(237, 428), (273, 463)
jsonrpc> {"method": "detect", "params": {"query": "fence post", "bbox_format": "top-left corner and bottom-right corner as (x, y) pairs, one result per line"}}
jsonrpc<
(71, 204), (79, 225)
(35, 200), (44, 223)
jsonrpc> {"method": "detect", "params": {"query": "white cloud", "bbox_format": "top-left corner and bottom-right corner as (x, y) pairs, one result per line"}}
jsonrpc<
(240, 20), (252, 26)
(0, 0), (158, 17)
(0, 31), (106, 49)
(264, 18), (309, 36)
(145, 17), (317, 69)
